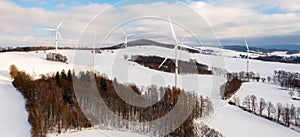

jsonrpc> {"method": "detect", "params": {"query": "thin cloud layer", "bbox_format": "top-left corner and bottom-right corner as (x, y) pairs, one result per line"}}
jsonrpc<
(0, 0), (299, 47)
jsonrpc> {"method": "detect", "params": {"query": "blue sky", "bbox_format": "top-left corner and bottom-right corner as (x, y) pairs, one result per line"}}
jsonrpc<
(9, 0), (117, 10)
(1, 0), (300, 47)
(10, 0), (192, 10)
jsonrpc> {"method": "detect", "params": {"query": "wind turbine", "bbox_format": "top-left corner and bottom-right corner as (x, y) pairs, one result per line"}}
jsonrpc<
(244, 38), (250, 81)
(158, 17), (179, 88)
(44, 20), (64, 53)
(121, 29), (136, 49)
(93, 33), (96, 73)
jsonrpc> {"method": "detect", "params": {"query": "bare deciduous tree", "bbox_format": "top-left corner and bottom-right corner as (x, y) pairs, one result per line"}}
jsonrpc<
(258, 98), (266, 116)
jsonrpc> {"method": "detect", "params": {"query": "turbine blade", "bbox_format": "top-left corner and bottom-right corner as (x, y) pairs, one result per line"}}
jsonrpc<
(121, 29), (126, 36)
(57, 31), (63, 41)
(180, 37), (186, 48)
(244, 38), (249, 51)
(42, 28), (56, 31)
(127, 33), (136, 37)
(169, 17), (178, 45)
(57, 19), (64, 30)
(158, 48), (175, 68)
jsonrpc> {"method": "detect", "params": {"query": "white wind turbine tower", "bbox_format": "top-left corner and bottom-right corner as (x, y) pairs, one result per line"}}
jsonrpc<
(121, 29), (136, 48)
(158, 17), (179, 88)
(44, 20), (64, 53)
(121, 29), (129, 49)
(93, 33), (96, 73)
(244, 38), (250, 81)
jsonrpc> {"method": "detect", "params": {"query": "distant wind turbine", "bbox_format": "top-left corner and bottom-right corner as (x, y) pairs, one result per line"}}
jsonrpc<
(158, 17), (179, 88)
(121, 29), (136, 49)
(44, 20), (64, 53)
(93, 33), (96, 73)
(244, 38), (250, 81)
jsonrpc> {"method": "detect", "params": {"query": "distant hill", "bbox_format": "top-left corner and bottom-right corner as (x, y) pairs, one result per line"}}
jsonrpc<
(223, 45), (299, 54)
(101, 39), (173, 50)
(255, 45), (300, 51)
(102, 39), (200, 53)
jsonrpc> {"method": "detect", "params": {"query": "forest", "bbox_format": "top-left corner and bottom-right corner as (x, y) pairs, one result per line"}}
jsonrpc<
(273, 70), (300, 93)
(130, 55), (212, 75)
(10, 65), (222, 137)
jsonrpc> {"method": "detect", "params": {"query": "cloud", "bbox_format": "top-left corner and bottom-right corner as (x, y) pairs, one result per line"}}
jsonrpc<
(56, 3), (66, 9)
(0, 0), (299, 47)
(189, 1), (300, 40)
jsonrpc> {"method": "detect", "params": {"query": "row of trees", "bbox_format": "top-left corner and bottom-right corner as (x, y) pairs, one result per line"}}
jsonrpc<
(273, 70), (300, 91)
(131, 55), (213, 75)
(10, 65), (222, 137)
(231, 95), (300, 127)
(220, 77), (243, 99)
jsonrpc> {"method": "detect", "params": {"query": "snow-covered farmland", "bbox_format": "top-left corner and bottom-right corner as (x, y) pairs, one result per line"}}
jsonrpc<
(0, 46), (300, 137)
(233, 82), (300, 108)
(48, 129), (149, 137)
(208, 103), (300, 137)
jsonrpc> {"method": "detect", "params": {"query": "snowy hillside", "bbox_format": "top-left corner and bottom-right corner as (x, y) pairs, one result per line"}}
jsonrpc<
(234, 82), (300, 108)
(49, 129), (149, 137)
(0, 65), (31, 137)
(208, 104), (300, 137)
(0, 45), (300, 137)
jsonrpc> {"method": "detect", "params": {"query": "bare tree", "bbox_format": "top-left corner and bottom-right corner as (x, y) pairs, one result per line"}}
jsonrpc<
(290, 104), (296, 125)
(283, 104), (291, 126)
(266, 101), (275, 118)
(288, 91), (294, 98)
(261, 78), (266, 83)
(267, 76), (271, 83)
(233, 96), (240, 106)
(250, 95), (257, 113)
(243, 95), (251, 110)
(296, 107), (300, 126)
(276, 103), (283, 122)
(258, 98), (266, 116)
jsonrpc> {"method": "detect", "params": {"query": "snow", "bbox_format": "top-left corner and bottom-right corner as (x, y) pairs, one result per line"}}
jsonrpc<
(1, 46), (300, 137)
(208, 103), (300, 137)
(0, 73), (31, 137)
(233, 82), (300, 108)
(49, 129), (148, 137)
(190, 50), (300, 78)
(207, 81), (300, 137)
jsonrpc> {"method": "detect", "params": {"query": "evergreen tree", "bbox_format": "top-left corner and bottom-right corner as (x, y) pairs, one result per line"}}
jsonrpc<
(55, 71), (60, 85)
(67, 70), (72, 82)
(100, 78), (107, 91)
(61, 69), (67, 80)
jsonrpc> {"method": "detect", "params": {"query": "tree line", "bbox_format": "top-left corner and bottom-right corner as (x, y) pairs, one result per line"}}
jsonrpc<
(273, 70), (300, 93)
(10, 65), (91, 137)
(131, 55), (213, 75)
(220, 77), (243, 99)
(230, 95), (300, 128)
(10, 65), (222, 137)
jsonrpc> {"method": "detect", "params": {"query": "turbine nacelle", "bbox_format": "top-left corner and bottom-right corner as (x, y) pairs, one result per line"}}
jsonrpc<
(43, 19), (64, 53)
(121, 29), (135, 49)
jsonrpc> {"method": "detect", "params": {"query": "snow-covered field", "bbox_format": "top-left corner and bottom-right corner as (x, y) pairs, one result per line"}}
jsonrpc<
(233, 82), (300, 108)
(0, 67), (31, 137)
(0, 46), (300, 137)
(49, 129), (149, 137)
(208, 103), (300, 137)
